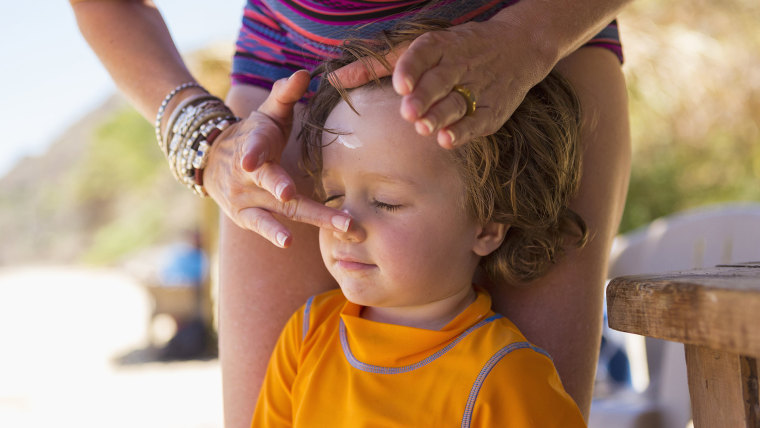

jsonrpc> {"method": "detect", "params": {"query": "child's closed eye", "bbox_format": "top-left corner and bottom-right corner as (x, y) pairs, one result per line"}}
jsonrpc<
(372, 199), (402, 212)
(323, 194), (402, 212)
(323, 194), (343, 207)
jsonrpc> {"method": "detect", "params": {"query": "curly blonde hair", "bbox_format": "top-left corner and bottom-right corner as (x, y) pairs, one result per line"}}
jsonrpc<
(300, 21), (586, 284)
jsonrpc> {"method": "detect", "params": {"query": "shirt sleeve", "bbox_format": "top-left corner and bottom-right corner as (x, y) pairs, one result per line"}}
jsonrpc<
(250, 305), (306, 428)
(468, 345), (587, 428)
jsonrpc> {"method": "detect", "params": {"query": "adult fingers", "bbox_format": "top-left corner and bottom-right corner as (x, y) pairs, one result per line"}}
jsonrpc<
(438, 78), (527, 148)
(391, 32), (445, 96)
(330, 46), (406, 88)
(236, 207), (293, 248)
(413, 90), (471, 136)
(235, 194), (351, 248)
(239, 71), (311, 172)
(249, 161), (296, 202)
(273, 196), (352, 233)
(258, 69), (311, 125)
(437, 109), (496, 149)
(399, 64), (467, 121)
(239, 117), (287, 172)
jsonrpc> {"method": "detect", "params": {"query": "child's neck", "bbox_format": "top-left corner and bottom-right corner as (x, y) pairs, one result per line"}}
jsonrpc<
(360, 285), (477, 330)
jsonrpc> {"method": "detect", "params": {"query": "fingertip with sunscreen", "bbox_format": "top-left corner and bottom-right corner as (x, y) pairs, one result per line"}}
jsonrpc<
(276, 232), (290, 248)
(331, 215), (351, 233)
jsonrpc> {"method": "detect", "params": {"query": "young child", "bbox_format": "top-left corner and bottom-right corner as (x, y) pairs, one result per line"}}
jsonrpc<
(251, 23), (588, 428)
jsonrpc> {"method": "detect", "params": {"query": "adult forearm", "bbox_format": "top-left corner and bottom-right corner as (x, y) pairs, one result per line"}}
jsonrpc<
(71, 0), (200, 120)
(491, 0), (633, 68)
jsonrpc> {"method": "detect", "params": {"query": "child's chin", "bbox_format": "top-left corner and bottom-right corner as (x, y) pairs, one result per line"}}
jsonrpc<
(338, 284), (379, 307)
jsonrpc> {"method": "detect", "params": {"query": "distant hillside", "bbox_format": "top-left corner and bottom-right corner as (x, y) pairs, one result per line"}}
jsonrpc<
(0, 95), (202, 266)
(1, 95), (124, 189)
(0, 95), (123, 265)
(0, 44), (232, 267)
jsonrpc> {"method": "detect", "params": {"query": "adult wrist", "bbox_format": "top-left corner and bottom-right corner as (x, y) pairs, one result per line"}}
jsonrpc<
(158, 86), (210, 140)
(155, 82), (240, 197)
(490, 0), (628, 67)
(488, 2), (565, 72)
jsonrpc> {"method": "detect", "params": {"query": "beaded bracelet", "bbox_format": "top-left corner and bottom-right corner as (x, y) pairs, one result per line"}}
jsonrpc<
(168, 101), (235, 183)
(162, 93), (218, 152)
(189, 117), (237, 196)
(154, 82), (204, 150)
(172, 115), (237, 195)
(167, 99), (227, 162)
(156, 85), (239, 197)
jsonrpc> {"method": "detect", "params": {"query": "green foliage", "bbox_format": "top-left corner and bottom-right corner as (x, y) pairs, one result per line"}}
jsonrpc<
(617, 0), (760, 232)
(620, 136), (760, 233)
(70, 106), (192, 265)
(0, 51), (228, 266)
(72, 108), (163, 203)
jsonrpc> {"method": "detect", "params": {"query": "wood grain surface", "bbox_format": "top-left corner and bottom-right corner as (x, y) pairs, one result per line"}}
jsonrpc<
(607, 263), (760, 356)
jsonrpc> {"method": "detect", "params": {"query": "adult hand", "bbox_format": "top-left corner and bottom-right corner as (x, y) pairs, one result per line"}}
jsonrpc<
(331, 19), (555, 149)
(203, 70), (352, 248)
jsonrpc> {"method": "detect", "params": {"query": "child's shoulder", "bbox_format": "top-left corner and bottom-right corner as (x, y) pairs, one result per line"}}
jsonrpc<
(464, 316), (586, 427)
(489, 313), (526, 339)
(475, 312), (561, 378)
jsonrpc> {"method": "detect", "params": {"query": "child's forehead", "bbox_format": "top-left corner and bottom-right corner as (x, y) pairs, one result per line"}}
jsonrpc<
(322, 85), (410, 142)
(323, 88), (413, 152)
(320, 88), (460, 180)
(337, 84), (400, 116)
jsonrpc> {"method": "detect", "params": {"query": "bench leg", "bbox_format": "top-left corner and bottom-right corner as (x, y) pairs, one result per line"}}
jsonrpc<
(685, 345), (760, 428)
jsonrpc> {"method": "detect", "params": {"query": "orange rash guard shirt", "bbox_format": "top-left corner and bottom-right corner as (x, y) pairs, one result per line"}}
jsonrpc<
(251, 288), (586, 427)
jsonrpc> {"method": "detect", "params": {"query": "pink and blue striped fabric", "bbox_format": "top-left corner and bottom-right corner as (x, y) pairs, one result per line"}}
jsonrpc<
(231, 0), (623, 94)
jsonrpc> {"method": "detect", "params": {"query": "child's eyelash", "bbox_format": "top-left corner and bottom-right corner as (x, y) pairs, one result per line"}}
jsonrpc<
(323, 194), (342, 204)
(322, 195), (401, 212)
(372, 200), (401, 212)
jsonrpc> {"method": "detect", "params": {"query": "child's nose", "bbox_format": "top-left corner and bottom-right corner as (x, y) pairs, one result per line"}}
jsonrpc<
(333, 208), (366, 242)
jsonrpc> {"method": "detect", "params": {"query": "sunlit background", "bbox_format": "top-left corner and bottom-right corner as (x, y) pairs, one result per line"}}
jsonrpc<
(1, 0), (759, 427)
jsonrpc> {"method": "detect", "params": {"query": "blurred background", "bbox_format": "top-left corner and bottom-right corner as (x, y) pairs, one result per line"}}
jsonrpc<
(1, 0), (759, 427)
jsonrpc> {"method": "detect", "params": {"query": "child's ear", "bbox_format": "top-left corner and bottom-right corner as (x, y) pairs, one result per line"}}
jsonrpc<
(473, 222), (508, 256)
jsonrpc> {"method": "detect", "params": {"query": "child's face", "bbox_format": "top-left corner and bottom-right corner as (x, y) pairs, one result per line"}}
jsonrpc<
(318, 86), (483, 313)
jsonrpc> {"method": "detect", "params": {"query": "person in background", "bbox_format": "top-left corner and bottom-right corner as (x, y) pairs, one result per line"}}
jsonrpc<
(155, 229), (211, 359)
(70, 1), (631, 425)
(159, 230), (207, 289)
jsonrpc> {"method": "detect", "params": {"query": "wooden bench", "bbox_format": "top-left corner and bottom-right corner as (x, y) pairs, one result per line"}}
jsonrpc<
(607, 262), (760, 427)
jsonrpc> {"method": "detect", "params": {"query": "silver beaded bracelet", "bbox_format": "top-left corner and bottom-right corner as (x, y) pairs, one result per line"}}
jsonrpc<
(186, 117), (237, 196)
(156, 83), (239, 197)
(162, 93), (218, 152)
(154, 82), (204, 151)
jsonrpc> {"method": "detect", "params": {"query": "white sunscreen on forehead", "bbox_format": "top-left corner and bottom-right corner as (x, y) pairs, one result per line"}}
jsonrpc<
(336, 134), (362, 149)
(331, 87), (399, 150)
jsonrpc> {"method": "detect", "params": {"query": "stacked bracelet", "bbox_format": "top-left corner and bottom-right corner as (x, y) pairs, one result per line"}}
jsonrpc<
(155, 82), (239, 197)
(155, 82), (203, 151)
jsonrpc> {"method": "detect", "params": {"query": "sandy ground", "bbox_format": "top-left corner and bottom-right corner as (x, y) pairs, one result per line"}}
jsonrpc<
(0, 266), (223, 428)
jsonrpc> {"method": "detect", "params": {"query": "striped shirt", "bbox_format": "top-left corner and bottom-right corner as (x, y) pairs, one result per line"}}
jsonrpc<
(231, 0), (623, 93)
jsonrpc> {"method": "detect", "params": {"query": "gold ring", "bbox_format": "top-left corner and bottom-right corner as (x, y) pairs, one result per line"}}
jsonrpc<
(452, 85), (476, 116)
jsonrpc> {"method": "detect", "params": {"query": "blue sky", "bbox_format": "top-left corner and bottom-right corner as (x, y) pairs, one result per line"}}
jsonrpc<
(0, 1), (246, 178)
